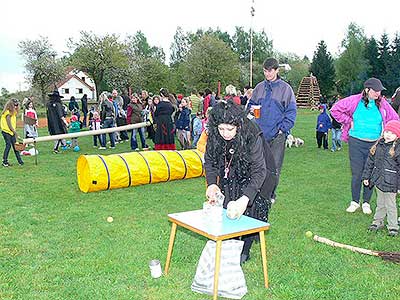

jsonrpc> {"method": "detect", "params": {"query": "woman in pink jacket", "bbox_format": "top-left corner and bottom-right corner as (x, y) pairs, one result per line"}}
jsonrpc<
(331, 78), (399, 214)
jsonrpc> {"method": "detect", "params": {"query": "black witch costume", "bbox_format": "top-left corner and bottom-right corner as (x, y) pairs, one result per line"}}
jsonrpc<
(204, 100), (277, 261)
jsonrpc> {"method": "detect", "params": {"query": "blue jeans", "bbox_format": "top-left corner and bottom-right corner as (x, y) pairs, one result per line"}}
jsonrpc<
(348, 137), (374, 203)
(130, 127), (147, 150)
(331, 128), (342, 151)
(2, 131), (23, 164)
(101, 119), (115, 147)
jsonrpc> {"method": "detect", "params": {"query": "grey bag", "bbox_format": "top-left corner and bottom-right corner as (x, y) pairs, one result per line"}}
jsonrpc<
(191, 240), (247, 299)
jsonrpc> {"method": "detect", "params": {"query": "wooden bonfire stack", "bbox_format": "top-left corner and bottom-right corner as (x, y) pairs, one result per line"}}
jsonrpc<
(296, 75), (321, 109)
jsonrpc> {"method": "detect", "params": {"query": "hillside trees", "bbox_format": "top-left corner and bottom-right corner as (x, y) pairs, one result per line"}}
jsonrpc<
(310, 40), (335, 97)
(18, 36), (65, 103)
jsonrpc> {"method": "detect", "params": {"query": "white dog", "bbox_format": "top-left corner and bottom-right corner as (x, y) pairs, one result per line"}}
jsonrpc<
(286, 134), (304, 148)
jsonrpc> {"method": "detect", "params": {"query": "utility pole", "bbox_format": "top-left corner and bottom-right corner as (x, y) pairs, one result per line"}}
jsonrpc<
(250, 0), (255, 87)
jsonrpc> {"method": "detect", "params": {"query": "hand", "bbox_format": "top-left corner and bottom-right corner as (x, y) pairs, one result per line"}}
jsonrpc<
(206, 184), (220, 204)
(363, 179), (369, 186)
(227, 195), (249, 219)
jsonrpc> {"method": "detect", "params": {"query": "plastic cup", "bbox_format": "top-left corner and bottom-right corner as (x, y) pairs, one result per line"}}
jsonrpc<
(149, 259), (162, 278)
(252, 105), (261, 119)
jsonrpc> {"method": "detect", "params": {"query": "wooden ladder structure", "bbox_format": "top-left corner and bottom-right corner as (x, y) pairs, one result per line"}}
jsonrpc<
(296, 76), (321, 109)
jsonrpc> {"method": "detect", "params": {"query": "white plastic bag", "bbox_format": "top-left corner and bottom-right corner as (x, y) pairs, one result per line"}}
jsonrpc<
(191, 240), (247, 299)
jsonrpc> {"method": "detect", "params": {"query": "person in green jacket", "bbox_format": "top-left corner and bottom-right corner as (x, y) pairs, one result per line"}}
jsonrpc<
(68, 114), (81, 151)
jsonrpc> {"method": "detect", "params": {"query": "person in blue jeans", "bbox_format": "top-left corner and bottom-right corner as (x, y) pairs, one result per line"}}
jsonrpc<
(126, 95), (149, 151)
(330, 112), (342, 152)
(99, 92), (116, 149)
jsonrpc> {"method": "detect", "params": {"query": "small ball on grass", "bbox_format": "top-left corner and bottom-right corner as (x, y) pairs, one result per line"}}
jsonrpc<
(305, 231), (313, 238)
(107, 216), (114, 223)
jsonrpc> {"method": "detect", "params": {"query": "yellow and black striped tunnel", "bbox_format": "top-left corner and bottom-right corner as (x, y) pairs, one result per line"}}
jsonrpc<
(76, 149), (204, 193)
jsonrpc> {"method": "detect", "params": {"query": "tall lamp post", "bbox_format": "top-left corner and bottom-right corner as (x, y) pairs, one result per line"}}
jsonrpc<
(250, 1), (255, 87)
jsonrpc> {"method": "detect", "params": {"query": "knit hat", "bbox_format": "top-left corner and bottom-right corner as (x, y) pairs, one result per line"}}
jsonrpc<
(384, 120), (400, 138)
(70, 115), (78, 122)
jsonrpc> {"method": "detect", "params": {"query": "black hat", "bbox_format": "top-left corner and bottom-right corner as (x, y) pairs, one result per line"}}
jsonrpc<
(48, 90), (64, 98)
(364, 78), (386, 91)
(263, 58), (279, 70)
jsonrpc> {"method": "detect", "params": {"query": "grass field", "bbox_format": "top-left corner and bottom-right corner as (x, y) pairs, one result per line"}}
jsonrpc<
(0, 110), (399, 300)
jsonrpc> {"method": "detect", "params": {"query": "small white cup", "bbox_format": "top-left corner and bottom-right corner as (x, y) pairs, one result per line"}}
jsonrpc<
(149, 259), (162, 278)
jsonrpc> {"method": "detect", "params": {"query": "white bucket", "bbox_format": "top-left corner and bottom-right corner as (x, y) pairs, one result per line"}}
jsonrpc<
(149, 259), (162, 278)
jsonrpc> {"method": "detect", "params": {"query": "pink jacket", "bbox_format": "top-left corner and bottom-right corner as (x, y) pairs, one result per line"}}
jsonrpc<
(330, 93), (399, 142)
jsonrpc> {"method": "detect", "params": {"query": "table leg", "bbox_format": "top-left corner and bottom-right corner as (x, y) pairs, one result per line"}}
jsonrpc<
(164, 222), (177, 275)
(259, 230), (268, 288)
(213, 240), (222, 300)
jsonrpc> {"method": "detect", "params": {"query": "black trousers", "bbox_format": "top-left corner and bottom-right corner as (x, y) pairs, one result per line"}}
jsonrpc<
(316, 131), (328, 149)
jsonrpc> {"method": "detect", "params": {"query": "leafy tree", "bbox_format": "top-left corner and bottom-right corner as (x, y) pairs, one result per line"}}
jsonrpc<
(170, 27), (190, 67)
(18, 36), (65, 104)
(125, 31), (165, 62)
(364, 36), (380, 78)
(310, 40), (335, 97)
(69, 31), (128, 98)
(335, 23), (369, 95)
(183, 35), (240, 93)
(1, 88), (9, 97)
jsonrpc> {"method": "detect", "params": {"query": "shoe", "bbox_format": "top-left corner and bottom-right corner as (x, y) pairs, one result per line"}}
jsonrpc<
(346, 201), (360, 213)
(134, 148), (139, 151)
(93, 145), (98, 148)
(368, 224), (384, 232)
(61, 146), (69, 151)
(240, 253), (250, 265)
(337, 147), (342, 151)
(52, 150), (59, 154)
(142, 147), (150, 151)
(18, 161), (24, 166)
(331, 149), (335, 152)
(270, 198), (276, 205)
(362, 203), (372, 215)
(109, 146), (115, 149)
(2, 162), (9, 167)
(98, 147), (106, 150)
(388, 229), (399, 237)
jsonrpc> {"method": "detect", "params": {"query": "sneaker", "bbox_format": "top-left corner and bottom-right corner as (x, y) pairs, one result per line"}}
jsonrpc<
(337, 147), (342, 151)
(362, 203), (372, 215)
(142, 147), (150, 151)
(2, 162), (10, 167)
(388, 229), (399, 237)
(98, 147), (106, 150)
(52, 150), (59, 154)
(109, 146), (115, 149)
(270, 198), (276, 205)
(18, 161), (24, 166)
(368, 224), (384, 232)
(346, 201), (360, 213)
(331, 149), (335, 152)
(93, 145), (98, 148)
(134, 148), (139, 151)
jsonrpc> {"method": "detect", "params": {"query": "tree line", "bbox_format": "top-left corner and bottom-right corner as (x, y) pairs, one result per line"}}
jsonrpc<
(2, 23), (399, 105)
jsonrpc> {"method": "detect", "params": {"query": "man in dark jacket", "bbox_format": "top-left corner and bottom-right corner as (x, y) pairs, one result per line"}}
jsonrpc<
(46, 90), (68, 153)
(247, 57), (297, 203)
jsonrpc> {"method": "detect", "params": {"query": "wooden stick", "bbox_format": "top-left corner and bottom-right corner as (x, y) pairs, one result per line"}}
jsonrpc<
(313, 235), (379, 257)
(23, 121), (150, 144)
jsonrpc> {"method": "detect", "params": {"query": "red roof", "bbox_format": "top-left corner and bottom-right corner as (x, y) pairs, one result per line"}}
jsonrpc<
(56, 74), (95, 91)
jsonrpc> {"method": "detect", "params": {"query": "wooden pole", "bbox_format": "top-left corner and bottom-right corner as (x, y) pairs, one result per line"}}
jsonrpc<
(23, 121), (150, 144)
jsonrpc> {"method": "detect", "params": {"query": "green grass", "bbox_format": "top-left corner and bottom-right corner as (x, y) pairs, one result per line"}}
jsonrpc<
(1, 110), (399, 300)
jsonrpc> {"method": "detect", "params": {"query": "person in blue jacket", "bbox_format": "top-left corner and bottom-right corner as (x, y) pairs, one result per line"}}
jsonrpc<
(247, 57), (297, 203)
(316, 104), (332, 149)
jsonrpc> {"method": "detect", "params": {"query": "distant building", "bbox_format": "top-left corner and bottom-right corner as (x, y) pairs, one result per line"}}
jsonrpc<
(57, 67), (96, 101)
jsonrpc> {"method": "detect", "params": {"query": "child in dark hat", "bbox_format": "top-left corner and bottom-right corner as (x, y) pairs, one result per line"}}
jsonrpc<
(315, 104), (332, 149)
(362, 120), (400, 236)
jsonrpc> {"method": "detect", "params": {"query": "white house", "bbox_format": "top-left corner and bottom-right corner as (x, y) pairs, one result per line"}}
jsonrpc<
(57, 67), (96, 101)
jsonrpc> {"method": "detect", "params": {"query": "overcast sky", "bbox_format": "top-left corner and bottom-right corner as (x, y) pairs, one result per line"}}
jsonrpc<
(1, 0), (399, 92)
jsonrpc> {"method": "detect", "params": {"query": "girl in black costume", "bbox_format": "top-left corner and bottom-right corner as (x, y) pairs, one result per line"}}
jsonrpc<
(204, 100), (277, 263)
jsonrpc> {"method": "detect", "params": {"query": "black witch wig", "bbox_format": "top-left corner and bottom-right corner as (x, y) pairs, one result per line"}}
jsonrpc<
(207, 100), (257, 179)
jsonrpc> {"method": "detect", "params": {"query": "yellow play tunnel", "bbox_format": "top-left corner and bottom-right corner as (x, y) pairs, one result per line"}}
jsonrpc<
(76, 149), (204, 193)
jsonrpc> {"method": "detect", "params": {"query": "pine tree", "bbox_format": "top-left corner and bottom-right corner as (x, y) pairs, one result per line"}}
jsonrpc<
(364, 37), (380, 78)
(310, 40), (335, 97)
